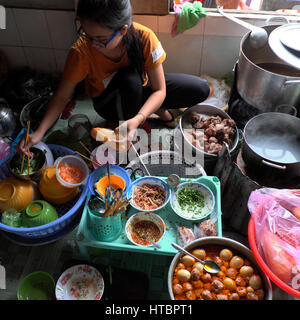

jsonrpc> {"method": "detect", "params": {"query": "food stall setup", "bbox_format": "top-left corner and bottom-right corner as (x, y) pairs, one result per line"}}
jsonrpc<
(1, 13), (300, 302)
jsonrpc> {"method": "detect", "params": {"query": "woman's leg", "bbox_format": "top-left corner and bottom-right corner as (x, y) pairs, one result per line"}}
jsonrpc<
(92, 67), (144, 121)
(162, 73), (210, 109)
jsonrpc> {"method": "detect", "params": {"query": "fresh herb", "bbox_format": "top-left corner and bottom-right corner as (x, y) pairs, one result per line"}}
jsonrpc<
(11, 149), (45, 175)
(177, 187), (205, 213)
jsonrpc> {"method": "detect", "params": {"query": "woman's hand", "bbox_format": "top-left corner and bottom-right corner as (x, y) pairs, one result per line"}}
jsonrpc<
(114, 116), (142, 151)
(16, 131), (43, 157)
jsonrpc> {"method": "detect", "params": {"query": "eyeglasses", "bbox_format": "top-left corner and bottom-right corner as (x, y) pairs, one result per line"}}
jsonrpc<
(77, 26), (119, 48)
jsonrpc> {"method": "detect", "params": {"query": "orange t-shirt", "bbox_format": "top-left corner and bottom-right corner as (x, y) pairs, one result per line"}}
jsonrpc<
(62, 22), (166, 98)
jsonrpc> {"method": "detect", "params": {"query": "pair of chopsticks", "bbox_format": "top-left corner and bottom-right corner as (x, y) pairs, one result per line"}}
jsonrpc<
(75, 141), (103, 168)
(102, 197), (131, 217)
(20, 120), (31, 174)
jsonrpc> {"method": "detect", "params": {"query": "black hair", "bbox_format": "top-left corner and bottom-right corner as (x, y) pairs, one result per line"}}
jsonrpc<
(76, 0), (145, 81)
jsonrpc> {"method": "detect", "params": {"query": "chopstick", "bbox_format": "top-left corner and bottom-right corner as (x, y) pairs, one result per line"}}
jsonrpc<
(75, 150), (102, 168)
(21, 120), (30, 173)
(79, 141), (103, 167)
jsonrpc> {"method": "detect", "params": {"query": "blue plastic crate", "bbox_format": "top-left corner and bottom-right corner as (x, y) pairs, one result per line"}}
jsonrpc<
(0, 144), (88, 238)
(76, 176), (222, 257)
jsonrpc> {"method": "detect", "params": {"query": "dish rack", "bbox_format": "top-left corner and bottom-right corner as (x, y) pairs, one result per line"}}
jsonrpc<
(0, 144), (88, 238)
(76, 175), (222, 259)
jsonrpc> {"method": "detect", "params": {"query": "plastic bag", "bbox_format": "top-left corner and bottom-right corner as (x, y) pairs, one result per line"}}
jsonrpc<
(177, 224), (195, 246)
(0, 138), (11, 160)
(194, 212), (218, 238)
(248, 188), (300, 285)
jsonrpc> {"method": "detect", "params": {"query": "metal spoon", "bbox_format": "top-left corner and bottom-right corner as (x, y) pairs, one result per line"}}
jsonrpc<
(171, 242), (221, 274)
(167, 174), (180, 188)
(106, 161), (112, 197)
(217, 6), (268, 49)
(136, 229), (161, 249)
(88, 195), (105, 215)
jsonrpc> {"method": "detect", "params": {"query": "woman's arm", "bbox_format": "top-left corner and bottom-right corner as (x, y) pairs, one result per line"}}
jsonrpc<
(115, 64), (166, 140)
(17, 78), (77, 155)
(134, 63), (166, 123)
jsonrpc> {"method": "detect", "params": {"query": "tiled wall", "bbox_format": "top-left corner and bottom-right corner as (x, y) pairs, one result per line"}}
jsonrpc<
(0, 8), (264, 78)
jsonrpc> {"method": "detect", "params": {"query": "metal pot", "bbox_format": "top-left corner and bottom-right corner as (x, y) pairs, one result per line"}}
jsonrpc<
(0, 98), (16, 137)
(168, 237), (273, 300)
(237, 24), (300, 113)
(242, 112), (300, 178)
(178, 104), (240, 158)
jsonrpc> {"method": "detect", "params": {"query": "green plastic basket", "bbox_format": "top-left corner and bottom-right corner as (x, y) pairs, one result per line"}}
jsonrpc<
(87, 207), (122, 242)
(76, 176), (222, 258)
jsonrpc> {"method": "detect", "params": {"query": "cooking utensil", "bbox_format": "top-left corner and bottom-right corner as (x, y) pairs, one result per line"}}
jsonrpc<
(130, 142), (151, 176)
(269, 23), (300, 71)
(75, 150), (102, 168)
(168, 237), (272, 300)
(79, 141), (103, 167)
(167, 174), (180, 188)
(179, 104), (239, 158)
(88, 195), (105, 215)
(107, 161), (112, 196)
(135, 229), (161, 249)
(0, 99), (16, 137)
(171, 242), (221, 274)
(242, 112), (300, 178)
(237, 23), (300, 113)
(217, 6), (268, 49)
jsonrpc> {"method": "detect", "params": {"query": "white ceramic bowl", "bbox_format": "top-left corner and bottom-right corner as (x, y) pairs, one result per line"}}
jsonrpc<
(125, 212), (166, 247)
(170, 181), (215, 221)
(126, 176), (171, 212)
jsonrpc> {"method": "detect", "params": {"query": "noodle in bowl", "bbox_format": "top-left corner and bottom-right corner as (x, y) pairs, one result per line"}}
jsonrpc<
(126, 177), (171, 212)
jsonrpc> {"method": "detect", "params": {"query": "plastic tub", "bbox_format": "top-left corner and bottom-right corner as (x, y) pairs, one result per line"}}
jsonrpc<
(55, 155), (89, 188)
(248, 217), (300, 299)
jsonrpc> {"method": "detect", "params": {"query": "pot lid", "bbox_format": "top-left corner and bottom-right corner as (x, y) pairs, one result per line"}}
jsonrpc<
(269, 23), (300, 70)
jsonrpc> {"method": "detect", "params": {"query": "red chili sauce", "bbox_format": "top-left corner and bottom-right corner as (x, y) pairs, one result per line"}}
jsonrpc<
(131, 220), (161, 246)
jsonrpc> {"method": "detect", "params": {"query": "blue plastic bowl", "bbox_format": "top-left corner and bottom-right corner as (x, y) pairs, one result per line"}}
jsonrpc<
(126, 176), (171, 212)
(88, 164), (131, 198)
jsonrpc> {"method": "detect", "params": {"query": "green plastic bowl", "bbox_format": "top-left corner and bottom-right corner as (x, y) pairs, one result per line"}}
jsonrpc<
(17, 271), (56, 300)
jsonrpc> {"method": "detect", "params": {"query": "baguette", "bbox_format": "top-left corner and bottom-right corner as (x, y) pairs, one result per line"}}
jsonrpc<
(90, 127), (128, 152)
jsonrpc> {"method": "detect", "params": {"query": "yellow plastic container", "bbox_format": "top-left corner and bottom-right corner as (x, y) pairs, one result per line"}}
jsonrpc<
(39, 165), (78, 205)
(0, 177), (37, 213)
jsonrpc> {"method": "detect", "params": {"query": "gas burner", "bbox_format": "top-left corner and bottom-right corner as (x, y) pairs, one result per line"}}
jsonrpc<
(236, 150), (300, 189)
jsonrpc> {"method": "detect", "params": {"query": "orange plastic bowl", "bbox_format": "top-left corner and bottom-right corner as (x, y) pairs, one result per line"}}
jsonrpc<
(96, 175), (126, 197)
(248, 217), (300, 299)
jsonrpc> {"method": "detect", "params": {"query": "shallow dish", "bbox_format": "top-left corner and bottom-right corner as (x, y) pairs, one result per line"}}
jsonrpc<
(170, 181), (215, 221)
(126, 176), (170, 212)
(17, 271), (56, 300)
(125, 212), (166, 247)
(55, 264), (104, 300)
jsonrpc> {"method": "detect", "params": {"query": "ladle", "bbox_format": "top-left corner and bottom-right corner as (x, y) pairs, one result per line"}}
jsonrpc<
(217, 6), (268, 49)
(172, 242), (221, 274)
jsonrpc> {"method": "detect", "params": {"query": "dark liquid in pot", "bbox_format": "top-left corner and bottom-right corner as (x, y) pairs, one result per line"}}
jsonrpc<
(257, 63), (300, 77)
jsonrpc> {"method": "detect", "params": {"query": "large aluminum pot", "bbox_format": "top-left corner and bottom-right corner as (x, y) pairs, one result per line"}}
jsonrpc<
(237, 24), (300, 113)
(242, 112), (300, 178)
(168, 237), (273, 300)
